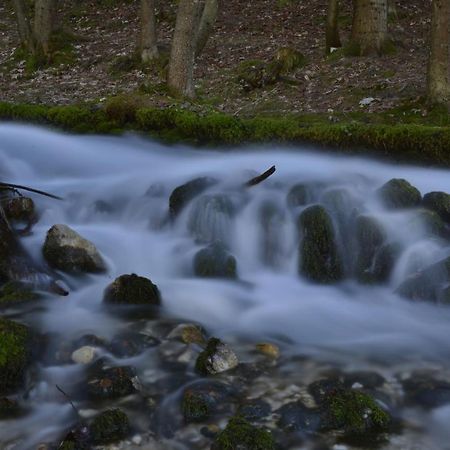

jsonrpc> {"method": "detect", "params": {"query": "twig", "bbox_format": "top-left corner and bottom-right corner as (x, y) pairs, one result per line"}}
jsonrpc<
(244, 165), (276, 187)
(56, 384), (79, 416)
(0, 183), (63, 200)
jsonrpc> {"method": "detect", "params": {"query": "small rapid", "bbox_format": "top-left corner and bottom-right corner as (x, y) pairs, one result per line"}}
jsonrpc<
(0, 123), (449, 449)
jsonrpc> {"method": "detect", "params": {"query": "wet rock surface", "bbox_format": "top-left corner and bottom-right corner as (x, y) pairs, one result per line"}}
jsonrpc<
(378, 178), (422, 210)
(193, 242), (237, 279)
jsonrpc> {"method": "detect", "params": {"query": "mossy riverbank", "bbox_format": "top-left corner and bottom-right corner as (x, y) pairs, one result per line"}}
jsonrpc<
(1, 101), (450, 167)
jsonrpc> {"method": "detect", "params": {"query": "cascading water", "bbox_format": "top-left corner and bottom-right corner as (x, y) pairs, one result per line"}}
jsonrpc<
(0, 123), (449, 449)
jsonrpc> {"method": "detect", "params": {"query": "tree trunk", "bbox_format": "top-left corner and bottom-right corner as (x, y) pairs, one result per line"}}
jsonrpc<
(195, 0), (218, 57)
(168, 0), (203, 98)
(34, 0), (56, 57)
(427, 0), (450, 104)
(11, 0), (34, 52)
(140, 0), (159, 62)
(350, 0), (389, 55)
(326, 0), (341, 54)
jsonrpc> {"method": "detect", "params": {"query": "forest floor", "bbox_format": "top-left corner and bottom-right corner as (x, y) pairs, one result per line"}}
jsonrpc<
(0, 0), (435, 117)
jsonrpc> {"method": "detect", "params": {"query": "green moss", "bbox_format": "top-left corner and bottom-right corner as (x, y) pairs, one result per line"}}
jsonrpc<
(0, 281), (38, 307)
(0, 319), (31, 394)
(326, 390), (390, 435)
(195, 337), (221, 375)
(182, 389), (210, 422)
(90, 408), (130, 444)
(212, 416), (275, 450)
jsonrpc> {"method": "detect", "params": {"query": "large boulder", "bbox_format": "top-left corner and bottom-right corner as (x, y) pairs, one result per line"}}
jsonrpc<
(396, 256), (450, 303)
(0, 319), (32, 394)
(103, 273), (161, 306)
(423, 191), (450, 223)
(43, 224), (105, 273)
(298, 205), (343, 283)
(378, 178), (422, 210)
(169, 177), (217, 219)
(193, 242), (237, 279)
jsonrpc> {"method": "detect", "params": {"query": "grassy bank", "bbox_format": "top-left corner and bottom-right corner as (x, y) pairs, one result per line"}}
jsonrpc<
(1, 101), (450, 167)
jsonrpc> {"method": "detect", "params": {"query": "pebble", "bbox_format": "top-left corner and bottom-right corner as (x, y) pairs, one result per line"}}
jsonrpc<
(255, 342), (280, 359)
(71, 346), (96, 364)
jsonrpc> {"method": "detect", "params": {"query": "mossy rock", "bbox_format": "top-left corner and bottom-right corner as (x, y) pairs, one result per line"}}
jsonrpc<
(0, 397), (20, 419)
(371, 242), (401, 283)
(2, 196), (35, 223)
(423, 191), (450, 223)
(90, 408), (130, 444)
(273, 47), (306, 74)
(298, 205), (343, 283)
(0, 319), (32, 394)
(195, 337), (239, 375)
(324, 389), (391, 435)
(193, 242), (237, 279)
(103, 273), (161, 305)
(408, 209), (448, 239)
(378, 178), (422, 210)
(287, 183), (310, 207)
(212, 416), (275, 450)
(0, 281), (38, 307)
(169, 177), (217, 219)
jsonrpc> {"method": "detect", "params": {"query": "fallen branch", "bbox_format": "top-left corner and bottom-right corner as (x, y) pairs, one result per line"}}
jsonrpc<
(244, 165), (276, 187)
(56, 384), (79, 417)
(0, 182), (63, 200)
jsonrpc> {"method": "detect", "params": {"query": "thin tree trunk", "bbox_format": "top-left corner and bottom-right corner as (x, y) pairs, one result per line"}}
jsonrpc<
(168, 0), (203, 98)
(326, 0), (341, 54)
(11, 0), (34, 52)
(34, 0), (56, 57)
(350, 0), (389, 55)
(427, 0), (450, 104)
(195, 0), (218, 57)
(140, 0), (159, 62)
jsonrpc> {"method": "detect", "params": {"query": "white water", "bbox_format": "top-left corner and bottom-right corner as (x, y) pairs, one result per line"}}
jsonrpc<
(0, 123), (450, 448)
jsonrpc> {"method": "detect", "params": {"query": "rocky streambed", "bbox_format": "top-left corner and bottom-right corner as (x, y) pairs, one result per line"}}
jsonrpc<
(0, 124), (450, 450)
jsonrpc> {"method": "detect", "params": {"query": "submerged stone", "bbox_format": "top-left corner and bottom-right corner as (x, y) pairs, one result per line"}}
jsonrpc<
(238, 399), (272, 422)
(0, 318), (32, 394)
(87, 365), (138, 399)
(167, 323), (206, 345)
(103, 273), (161, 306)
(298, 205), (343, 283)
(195, 337), (239, 375)
(43, 224), (106, 273)
(402, 372), (450, 409)
(193, 242), (237, 279)
(212, 416), (275, 450)
(90, 408), (130, 444)
(408, 209), (448, 239)
(169, 177), (217, 219)
(277, 401), (323, 433)
(422, 191), (450, 223)
(378, 178), (422, 210)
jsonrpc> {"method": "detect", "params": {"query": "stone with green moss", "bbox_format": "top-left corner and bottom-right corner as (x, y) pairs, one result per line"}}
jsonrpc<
(103, 273), (161, 305)
(0, 318), (31, 394)
(324, 389), (390, 435)
(423, 191), (450, 223)
(298, 205), (343, 283)
(212, 416), (275, 450)
(0, 281), (38, 307)
(273, 47), (306, 74)
(90, 408), (130, 444)
(378, 178), (422, 210)
(193, 242), (237, 279)
(408, 209), (448, 239)
(195, 337), (239, 375)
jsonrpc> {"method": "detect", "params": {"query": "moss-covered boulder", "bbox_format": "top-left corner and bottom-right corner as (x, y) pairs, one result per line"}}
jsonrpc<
(195, 338), (239, 375)
(408, 209), (448, 239)
(43, 224), (106, 273)
(371, 242), (401, 283)
(378, 178), (422, 210)
(2, 196), (36, 224)
(236, 60), (277, 91)
(103, 273), (161, 305)
(287, 183), (310, 207)
(169, 177), (217, 219)
(212, 416), (275, 450)
(298, 205), (343, 283)
(0, 319), (32, 394)
(273, 47), (306, 75)
(0, 281), (38, 307)
(396, 256), (450, 302)
(323, 389), (391, 435)
(193, 242), (237, 279)
(188, 194), (234, 245)
(423, 191), (450, 223)
(90, 408), (130, 444)
(355, 215), (386, 283)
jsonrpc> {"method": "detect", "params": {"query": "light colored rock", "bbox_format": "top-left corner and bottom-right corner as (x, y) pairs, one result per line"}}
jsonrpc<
(256, 342), (280, 359)
(359, 97), (376, 107)
(43, 224), (106, 273)
(71, 346), (96, 364)
(166, 323), (206, 345)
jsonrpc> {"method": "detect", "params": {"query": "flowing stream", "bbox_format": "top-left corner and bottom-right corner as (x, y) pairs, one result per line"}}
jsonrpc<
(0, 123), (450, 449)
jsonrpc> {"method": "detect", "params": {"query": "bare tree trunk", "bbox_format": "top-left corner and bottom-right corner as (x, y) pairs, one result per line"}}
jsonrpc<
(34, 0), (56, 57)
(427, 0), (450, 104)
(11, 0), (34, 52)
(140, 0), (159, 62)
(326, 0), (341, 54)
(168, 0), (203, 98)
(350, 0), (389, 55)
(195, 0), (218, 57)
